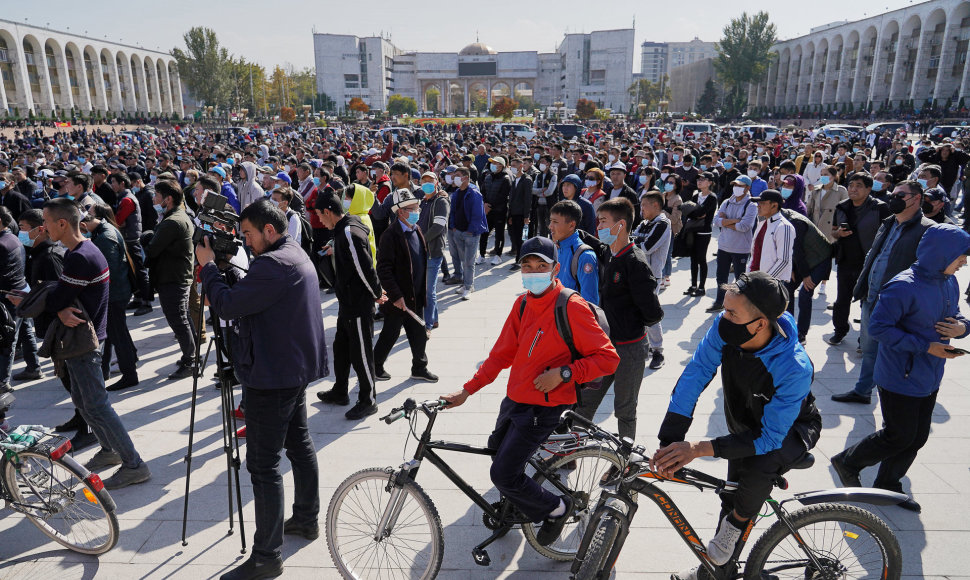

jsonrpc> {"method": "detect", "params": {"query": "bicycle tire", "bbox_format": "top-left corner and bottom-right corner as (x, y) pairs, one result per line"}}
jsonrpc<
(572, 512), (622, 580)
(743, 502), (902, 580)
(523, 445), (623, 561)
(326, 467), (444, 580)
(4, 452), (119, 554)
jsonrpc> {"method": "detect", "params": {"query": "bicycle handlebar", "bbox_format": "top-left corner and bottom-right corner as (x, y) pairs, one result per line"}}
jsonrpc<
(381, 398), (447, 424)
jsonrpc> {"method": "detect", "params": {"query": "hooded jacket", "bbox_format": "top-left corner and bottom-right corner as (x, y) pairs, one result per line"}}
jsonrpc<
(236, 161), (265, 210)
(332, 213), (382, 318)
(781, 174), (809, 216)
(659, 312), (821, 460)
(870, 224), (970, 397)
(345, 184), (378, 266)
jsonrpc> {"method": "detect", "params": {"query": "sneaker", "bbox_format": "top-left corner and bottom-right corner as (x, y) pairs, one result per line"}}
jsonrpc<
(818, 281), (827, 295)
(345, 401), (379, 420)
(475, 255), (485, 265)
(133, 304), (153, 316)
(374, 368), (391, 381)
(826, 333), (846, 346)
(167, 363), (195, 381)
(460, 287), (472, 301)
(84, 449), (122, 472)
(798, 335), (807, 345)
(0, 383), (12, 395)
(535, 495), (574, 546)
(509, 264), (521, 271)
(316, 389), (350, 406)
(831, 390), (871, 404)
(54, 412), (84, 433)
(70, 431), (99, 452)
(683, 286), (697, 296)
(671, 566), (700, 580)
(443, 275), (463, 285)
(233, 406), (246, 419)
(649, 351), (665, 370)
(691, 288), (706, 297)
(707, 514), (744, 565)
(897, 497), (921, 512)
(830, 452), (862, 487)
(12, 368), (43, 381)
(283, 516), (320, 540)
(490, 255), (502, 266)
(106, 375), (139, 392)
(219, 555), (283, 580)
(454, 285), (466, 295)
(236, 426), (247, 438)
(664, 277), (671, 286)
(705, 304), (724, 313)
(103, 462), (152, 490)
(410, 369), (439, 383)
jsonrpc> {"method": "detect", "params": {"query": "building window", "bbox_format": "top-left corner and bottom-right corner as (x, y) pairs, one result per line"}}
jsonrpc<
(590, 70), (606, 86)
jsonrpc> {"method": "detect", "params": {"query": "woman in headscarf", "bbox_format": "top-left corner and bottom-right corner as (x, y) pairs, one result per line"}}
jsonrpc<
(780, 173), (808, 216)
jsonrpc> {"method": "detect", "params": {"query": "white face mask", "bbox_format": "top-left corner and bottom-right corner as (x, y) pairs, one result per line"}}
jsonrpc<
(539, 163), (548, 172)
(445, 174), (454, 184)
(509, 167), (518, 177)
(578, 162), (586, 170)
(660, 172), (669, 181)
(585, 179), (597, 188)
(733, 186), (747, 197)
(608, 154), (616, 162)
(370, 170), (377, 178)
(747, 170), (758, 178)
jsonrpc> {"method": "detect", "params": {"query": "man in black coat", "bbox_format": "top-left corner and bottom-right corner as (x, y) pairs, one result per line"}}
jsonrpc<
(507, 157), (533, 268)
(480, 155), (513, 264)
(605, 163), (641, 226)
(373, 189), (438, 388)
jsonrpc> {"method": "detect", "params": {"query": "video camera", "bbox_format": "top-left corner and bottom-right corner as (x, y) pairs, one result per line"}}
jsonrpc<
(192, 191), (241, 260)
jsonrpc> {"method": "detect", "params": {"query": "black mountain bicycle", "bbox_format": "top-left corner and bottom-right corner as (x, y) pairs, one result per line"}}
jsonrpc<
(325, 398), (623, 579)
(565, 411), (904, 580)
(0, 425), (119, 554)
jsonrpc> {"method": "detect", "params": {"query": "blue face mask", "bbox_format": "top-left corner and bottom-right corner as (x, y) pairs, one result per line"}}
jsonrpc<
(82, 232), (92, 239)
(780, 187), (794, 199)
(0, 181), (6, 190)
(521, 272), (553, 294)
(664, 183), (675, 193)
(153, 203), (164, 214)
(65, 194), (76, 201)
(598, 224), (618, 245)
(421, 182), (435, 195)
(313, 177), (321, 187)
(819, 176), (830, 185)
(78, 157), (86, 163)
(917, 178), (928, 189)
(699, 165), (707, 171)
(872, 180), (884, 192)
(723, 162), (733, 171)
(18, 231), (32, 247)
(406, 211), (420, 226)
(489, 163), (498, 173)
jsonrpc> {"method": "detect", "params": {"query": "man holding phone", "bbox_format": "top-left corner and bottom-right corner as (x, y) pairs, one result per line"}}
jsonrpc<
(832, 224), (970, 512)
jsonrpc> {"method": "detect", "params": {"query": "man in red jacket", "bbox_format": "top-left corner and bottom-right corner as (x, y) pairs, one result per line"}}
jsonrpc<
(442, 236), (619, 546)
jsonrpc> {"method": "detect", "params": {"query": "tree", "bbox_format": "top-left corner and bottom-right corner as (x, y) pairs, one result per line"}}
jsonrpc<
(348, 97), (369, 114)
(280, 107), (296, 122)
(575, 98), (596, 119)
(489, 96), (518, 120)
(388, 94), (418, 117)
(171, 27), (231, 110)
(714, 11), (777, 117)
(628, 76), (672, 114)
(695, 78), (718, 116)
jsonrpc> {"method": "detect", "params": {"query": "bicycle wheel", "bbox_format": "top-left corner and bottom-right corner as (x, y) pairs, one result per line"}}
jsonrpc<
(572, 512), (622, 580)
(326, 467), (444, 580)
(743, 503), (902, 580)
(523, 445), (623, 561)
(4, 452), (119, 554)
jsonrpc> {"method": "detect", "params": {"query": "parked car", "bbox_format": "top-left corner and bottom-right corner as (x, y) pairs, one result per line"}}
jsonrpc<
(929, 124), (968, 142)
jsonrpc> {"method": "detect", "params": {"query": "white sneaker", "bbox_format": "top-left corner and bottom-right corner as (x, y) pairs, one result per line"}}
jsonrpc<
(670, 566), (699, 580)
(455, 285), (465, 295)
(819, 281), (827, 295)
(707, 514), (744, 565)
(460, 287), (472, 300)
(475, 256), (485, 265)
(490, 255), (502, 266)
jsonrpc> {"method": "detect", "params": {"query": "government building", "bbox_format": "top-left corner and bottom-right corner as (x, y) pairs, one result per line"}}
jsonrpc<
(1, 18), (183, 117)
(313, 30), (635, 115)
(749, 0), (970, 112)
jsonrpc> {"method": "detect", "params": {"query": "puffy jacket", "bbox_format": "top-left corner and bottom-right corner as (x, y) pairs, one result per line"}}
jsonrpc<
(870, 224), (970, 397)
(659, 312), (821, 459)
(482, 170), (512, 213)
(780, 209), (832, 277)
(464, 279), (619, 407)
(345, 184), (377, 265)
(449, 184), (488, 235)
(853, 211), (934, 302)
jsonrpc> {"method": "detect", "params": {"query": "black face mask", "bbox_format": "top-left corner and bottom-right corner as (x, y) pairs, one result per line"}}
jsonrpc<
(718, 316), (762, 346)
(887, 194), (910, 214)
(921, 201), (935, 214)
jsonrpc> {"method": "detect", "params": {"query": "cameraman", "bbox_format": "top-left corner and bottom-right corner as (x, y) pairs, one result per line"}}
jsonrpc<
(196, 198), (328, 580)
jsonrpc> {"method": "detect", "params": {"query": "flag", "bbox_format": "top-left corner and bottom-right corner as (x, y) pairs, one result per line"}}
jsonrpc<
(54, 122), (72, 128)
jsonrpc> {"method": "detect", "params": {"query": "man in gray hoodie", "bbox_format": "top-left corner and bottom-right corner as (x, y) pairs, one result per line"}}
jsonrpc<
(236, 161), (265, 210)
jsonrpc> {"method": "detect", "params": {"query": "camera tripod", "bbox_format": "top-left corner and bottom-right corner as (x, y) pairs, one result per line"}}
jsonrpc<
(180, 277), (247, 553)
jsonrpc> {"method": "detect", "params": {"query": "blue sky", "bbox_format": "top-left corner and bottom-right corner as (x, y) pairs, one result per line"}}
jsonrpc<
(7, 0), (920, 70)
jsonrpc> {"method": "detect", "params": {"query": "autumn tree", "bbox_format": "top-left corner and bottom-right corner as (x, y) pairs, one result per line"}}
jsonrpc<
(489, 96), (518, 120)
(348, 97), (369, 114)
(575, 98), (596, 120)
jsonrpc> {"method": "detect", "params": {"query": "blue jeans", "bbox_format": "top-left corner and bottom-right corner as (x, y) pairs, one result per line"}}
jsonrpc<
(663, 242), (673, 278)
(853, 299), (878, 397)
(713, 250), (750, 306)
(0, 315), (41, 386)
(447, 229), (463, 280)
(425, 256), (443, 329)
(64, 345), (142, 469)
(786, 260), (833, 338)
(453, 231), (479, 290)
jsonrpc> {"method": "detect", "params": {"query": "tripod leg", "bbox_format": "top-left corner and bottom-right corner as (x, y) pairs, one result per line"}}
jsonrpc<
(180, 283), (209, 547)
(214, 321), (248, 553)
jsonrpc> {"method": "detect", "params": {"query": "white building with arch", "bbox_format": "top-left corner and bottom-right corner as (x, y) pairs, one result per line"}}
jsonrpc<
(749, 0), (970, 113)
(313, 30), (634, 114)
(0, 18), (183, 117)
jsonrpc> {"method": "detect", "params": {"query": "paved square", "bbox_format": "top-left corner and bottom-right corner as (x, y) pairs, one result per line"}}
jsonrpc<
(1, 252), (968, 579)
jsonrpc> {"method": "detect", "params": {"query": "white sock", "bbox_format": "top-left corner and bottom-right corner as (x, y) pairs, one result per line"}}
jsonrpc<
(548, 498), (566, 518)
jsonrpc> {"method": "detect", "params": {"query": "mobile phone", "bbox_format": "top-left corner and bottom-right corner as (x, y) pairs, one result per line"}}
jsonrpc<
(945, 347), (970, 355)
(840, 223), (849, 230)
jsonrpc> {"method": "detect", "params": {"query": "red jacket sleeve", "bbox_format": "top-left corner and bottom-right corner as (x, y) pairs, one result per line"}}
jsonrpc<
(115, 197), (136, 223)
(564, 296), (620, 383)
(380, 139), (394, 161)
(464, 298), (524, 394)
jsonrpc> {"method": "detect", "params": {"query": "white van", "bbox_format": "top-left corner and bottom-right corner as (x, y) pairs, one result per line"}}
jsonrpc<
(495, 123), (536, 140)
(672, 122), (718, 140)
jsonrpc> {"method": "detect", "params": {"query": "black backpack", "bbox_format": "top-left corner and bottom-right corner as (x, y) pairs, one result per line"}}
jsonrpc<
(287, 209), (314, 255)
(518, 287), (611, 403)
(571, 229), (610, 293)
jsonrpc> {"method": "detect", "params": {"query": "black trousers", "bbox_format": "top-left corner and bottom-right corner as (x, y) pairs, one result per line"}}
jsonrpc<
(720, 427), (814, 520)
(713, 250), (750, 306)
(832, 265), (861, 336)
(509, 215), (526, 259)
(157, 283), (196, 366)
(690, 233), (712, 288)
(245, 385), (319, 560)
(126, 239), (153, 303)
(841, 387), (937, 493)
(101, 300), (138, 381)
(480, 210), (507, 257)
(487, 397), (567, 522)
(332, 313), (377, 406)
(373, 307), (428, 375)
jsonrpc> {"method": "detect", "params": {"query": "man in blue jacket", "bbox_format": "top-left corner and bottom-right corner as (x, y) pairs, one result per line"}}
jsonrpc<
(548, 199), (599, 305)
(832, 224), (970, 513)
(448, 167), (487, 300)
(651, 271), (821, 579)
(197, 198), (328, 580)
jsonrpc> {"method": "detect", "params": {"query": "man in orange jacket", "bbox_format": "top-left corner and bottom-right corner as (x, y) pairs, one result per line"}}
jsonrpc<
(442, 236), (619, 546)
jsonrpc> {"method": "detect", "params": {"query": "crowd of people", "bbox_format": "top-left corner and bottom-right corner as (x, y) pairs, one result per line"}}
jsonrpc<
(0, 116), (968, 579)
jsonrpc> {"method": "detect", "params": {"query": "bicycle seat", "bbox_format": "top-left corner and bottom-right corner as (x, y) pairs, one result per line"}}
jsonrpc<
(789, 452), (815, 471)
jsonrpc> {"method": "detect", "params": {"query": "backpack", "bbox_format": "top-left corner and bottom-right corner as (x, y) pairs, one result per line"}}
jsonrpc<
(572, 229), (610, 293)
(288, 209), (314, 255)
(517, 287), (611, 404)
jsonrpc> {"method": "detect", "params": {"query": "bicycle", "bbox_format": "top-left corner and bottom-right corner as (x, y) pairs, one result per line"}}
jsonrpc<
(0, 424), (120, 554)
(325, 397), (623, 579)
(565, 411), (905, 580)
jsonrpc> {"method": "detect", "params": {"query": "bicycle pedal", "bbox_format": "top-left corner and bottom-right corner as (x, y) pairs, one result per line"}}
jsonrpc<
(471, 548), (491, 566)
